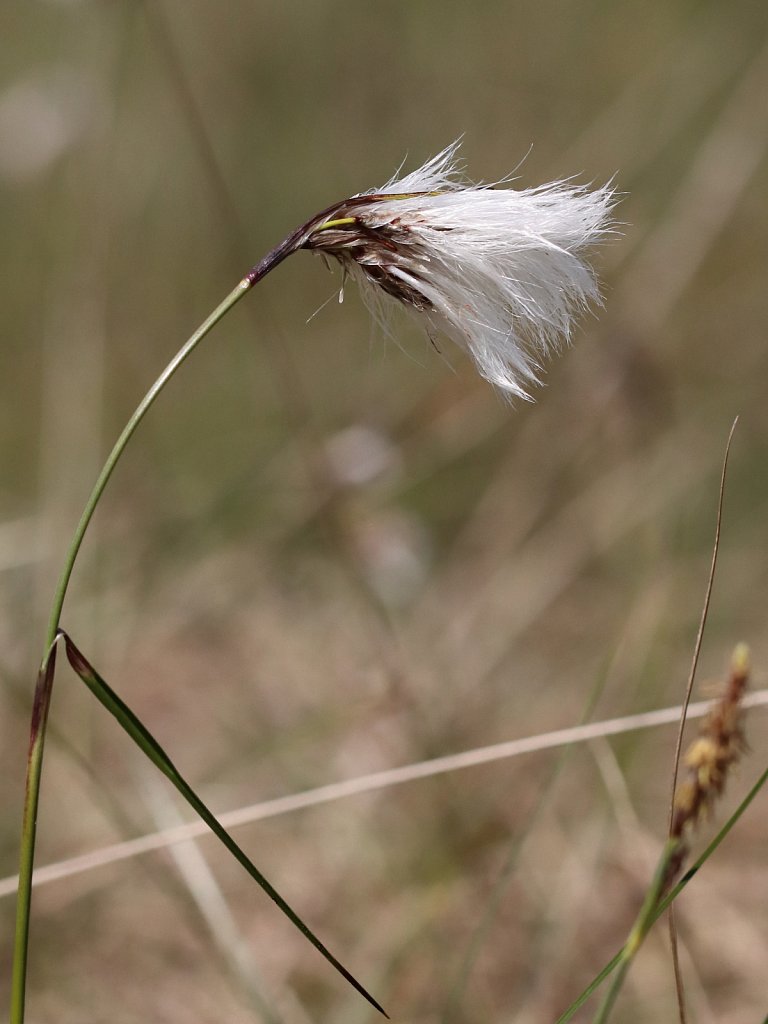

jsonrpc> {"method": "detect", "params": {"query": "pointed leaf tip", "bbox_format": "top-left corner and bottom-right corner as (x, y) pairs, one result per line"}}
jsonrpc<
(59, 629), (389, 1017)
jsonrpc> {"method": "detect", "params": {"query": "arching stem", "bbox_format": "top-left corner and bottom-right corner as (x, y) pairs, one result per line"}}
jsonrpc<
(10, 232), (302, 1024)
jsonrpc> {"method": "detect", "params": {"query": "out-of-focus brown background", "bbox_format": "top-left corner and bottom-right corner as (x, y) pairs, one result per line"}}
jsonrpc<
(2, 2), (767, 1021)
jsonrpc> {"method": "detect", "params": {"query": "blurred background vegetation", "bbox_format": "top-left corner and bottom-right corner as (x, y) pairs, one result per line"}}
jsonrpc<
(1, 1), (767, 1021)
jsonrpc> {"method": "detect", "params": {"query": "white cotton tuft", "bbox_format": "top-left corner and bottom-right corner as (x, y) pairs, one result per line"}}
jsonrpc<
(304, 142), (618, 398)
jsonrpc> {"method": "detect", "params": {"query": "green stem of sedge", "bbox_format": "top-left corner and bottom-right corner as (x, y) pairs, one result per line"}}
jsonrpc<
(591, 839), (680, 1024)
(43, 279), (252, 653)
(557, 763), (768, 1024)
(9, 191), (387, 1021)
(11, 183), (430, 1019)
(10, 277), (252, 1024)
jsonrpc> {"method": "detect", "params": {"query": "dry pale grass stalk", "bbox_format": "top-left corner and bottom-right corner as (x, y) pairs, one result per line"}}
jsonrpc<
(2, 688), (765, 902)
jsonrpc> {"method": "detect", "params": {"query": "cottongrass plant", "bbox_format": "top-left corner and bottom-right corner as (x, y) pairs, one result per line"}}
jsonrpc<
(11, 142), (615, 1023)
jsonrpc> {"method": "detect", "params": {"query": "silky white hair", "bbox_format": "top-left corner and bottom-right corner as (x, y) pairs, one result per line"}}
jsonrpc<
(305, 142), (617, 399)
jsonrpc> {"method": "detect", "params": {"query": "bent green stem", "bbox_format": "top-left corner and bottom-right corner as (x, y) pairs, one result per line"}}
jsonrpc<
(11, 186), (404, 1022)
(10, 226), (308, 1024)
(42, 279), (251, 653)
(10, 279), (251, 1024)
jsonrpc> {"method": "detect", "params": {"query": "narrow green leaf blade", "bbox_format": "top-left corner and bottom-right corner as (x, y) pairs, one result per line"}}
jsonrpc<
(62, 630), (387, 1018)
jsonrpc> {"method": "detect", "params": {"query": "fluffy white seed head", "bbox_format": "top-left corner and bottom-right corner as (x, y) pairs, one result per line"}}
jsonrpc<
(303, 141), (617, 399)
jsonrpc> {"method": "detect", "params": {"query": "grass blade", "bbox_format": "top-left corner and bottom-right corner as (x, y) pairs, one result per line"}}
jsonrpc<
(61, 630), (387, 1018)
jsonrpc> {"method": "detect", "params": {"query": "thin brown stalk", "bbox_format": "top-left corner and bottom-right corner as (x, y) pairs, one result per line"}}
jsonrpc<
(666, 416), (738, 1022)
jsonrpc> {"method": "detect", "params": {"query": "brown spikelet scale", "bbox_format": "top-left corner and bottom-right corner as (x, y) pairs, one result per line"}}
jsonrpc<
(304, 215), (435, 310)
(671, 644), (750, 842)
